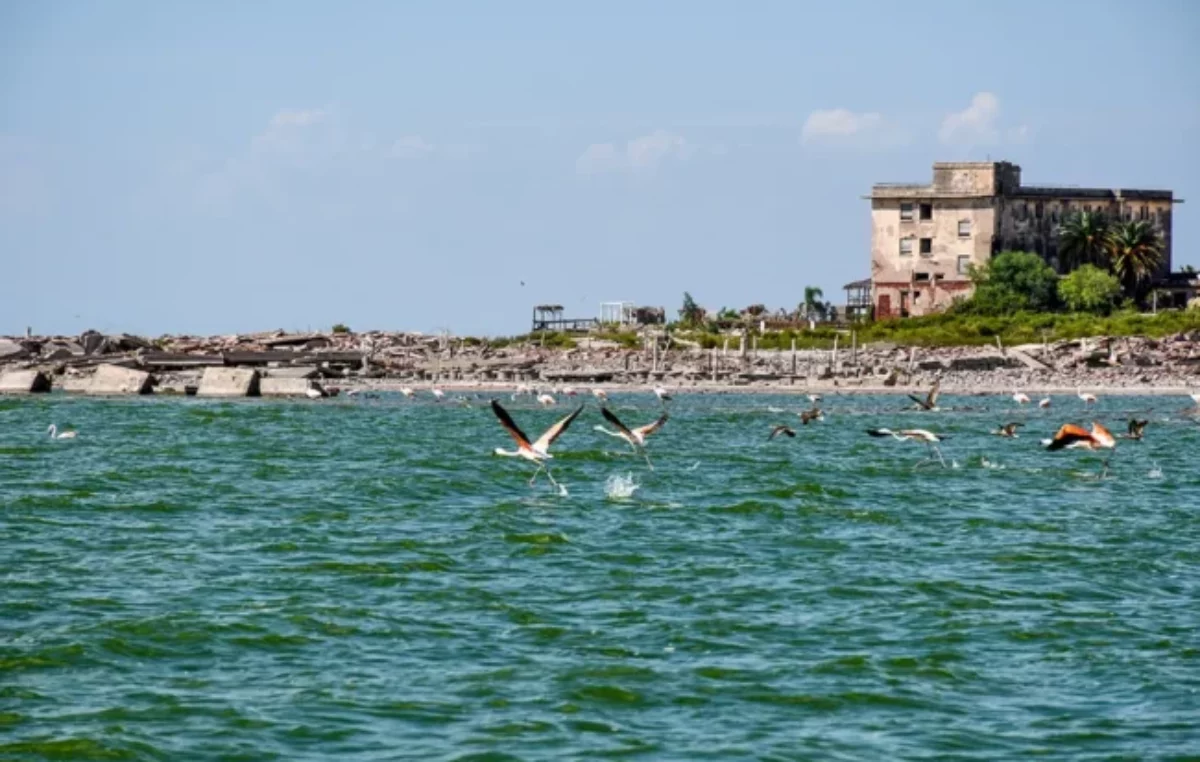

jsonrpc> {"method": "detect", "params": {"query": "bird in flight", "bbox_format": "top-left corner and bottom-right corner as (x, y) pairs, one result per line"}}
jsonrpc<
(866, 428), (949, 467)
(1122, 419), (1148, 441)
(653, 386), (672, 405)
(768, 425), (796, 440)
(489, 399), (583, 489)
(909, 380), (941, 411)
(1042, 421), (1117, 477)
(993, 422), (1023, 438)
(595, 406), (668, 469)
(798, 407), (823, 425)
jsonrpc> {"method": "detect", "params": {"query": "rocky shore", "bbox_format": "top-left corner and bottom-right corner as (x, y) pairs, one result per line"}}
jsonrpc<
(2, 328), (1199, 397)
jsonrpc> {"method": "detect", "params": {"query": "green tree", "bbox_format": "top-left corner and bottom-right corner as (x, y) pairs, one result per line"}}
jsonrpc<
(331, 323), (351, 333)
(963, 250), (1059, 314)
(1106, 220), (1164, 302)
(679, 292), (705, 327)
(1057, 210), (1110, 270)
(1058, 265), (1122, 314)
(803, 286), (826, 320)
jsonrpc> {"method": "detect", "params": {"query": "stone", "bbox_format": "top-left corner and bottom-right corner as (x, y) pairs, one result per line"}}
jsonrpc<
(0, 369), (52, 393)
(80, 330), (105, 355)
(260, 378), (324, 397)
(197, 367), (260, 397)
(79, 364), (153, 395)
(265, 366), (320, 379)
(0, 340), (29, 362)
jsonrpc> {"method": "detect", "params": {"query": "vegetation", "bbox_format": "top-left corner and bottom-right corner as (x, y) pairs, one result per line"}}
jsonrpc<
(331, 323), (351, 334)
(1057, 210), (1110, 269)
(678, 292), (706, 327)
(961, 250), (1059, 314)
(1106, 219), (1164, 302)
(801, 286), (829, 321)
(1057, 265), (1122, 314)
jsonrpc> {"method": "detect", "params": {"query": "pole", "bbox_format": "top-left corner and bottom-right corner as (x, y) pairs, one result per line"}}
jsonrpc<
(791, 338), (797, 376)
(711, 346), (717, 382)
(832, 333), (839, 371)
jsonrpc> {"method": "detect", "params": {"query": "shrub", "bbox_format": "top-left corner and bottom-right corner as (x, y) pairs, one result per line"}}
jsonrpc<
(1058, 265), (1122, 314)
(331, 323), (351, 334)
(961, 251), (1059, 315)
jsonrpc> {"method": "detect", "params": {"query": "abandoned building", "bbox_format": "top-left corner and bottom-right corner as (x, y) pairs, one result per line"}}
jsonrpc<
(865, 161), (1179, 318)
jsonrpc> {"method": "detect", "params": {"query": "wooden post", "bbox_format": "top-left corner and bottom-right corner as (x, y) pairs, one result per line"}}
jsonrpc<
(995, 335), (1004, 355)
(907, 347), (917, 374)
(652, 336), (658, 374)
(851, 331), (857, 366)
(711, 346), (717, 382)
(832, 333), (840, 369)
(790, 338), (797, 376)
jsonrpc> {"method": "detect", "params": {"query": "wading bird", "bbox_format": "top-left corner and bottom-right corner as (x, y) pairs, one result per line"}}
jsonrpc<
(1122, 419), (1148, 441)
(432, 388), (445, 401)
(1077, 388), (1097, 405)
(807, 393), (822, 403)
(653, 386), (672, 404)
(865, 428), (949, 467)
(768, 425), (796, 440)
(400, 387), (414, 399)
(592, 389), (608, 401)
(994, 422), (1023, 438)
(1013, 392), (1031, 405)
(909, 380), (941, 411)
(489, 399), (583, 489)
(595, 407), (668, 469)
(1039, 397), (1052, 408)
(1042, 421), (1117, 476)
(47, 424), (77, 440)
(799, 407), (824, 425)
(537, 393), (556, 407)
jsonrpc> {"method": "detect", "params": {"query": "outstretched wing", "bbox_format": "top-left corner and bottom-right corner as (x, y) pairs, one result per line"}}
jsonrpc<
(600, 406), (636, 440)
(865, 428), (892, 437)
(908, 394), (928, 408)
(1045, 423), (1093, 451)
(490, 400), (533, 450)
(634, 413), (669, 438)
(927, 379), (941, 408)
(769, 425), (795, 440)
(533, 404), (584, 452)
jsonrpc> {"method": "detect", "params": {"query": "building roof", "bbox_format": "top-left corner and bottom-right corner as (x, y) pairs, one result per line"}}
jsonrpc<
(843, 278), (871, 289)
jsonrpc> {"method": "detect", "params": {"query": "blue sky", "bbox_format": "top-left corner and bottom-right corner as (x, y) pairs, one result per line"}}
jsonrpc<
(2, 1), (1198, 336)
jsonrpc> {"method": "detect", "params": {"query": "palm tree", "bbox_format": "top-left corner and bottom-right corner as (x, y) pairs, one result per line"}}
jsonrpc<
(1106, 220), (1164, 301)
(803, 286), (825, 321)
(1057, 211), (1110, 270)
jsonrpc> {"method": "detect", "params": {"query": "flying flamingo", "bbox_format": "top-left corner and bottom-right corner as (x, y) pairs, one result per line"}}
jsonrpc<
(47, 424), (77, 440)
(489, 400), (583, 489)
(1042, 421), (1116, 476)
(909, 380), (941, 411)
(653, 386), (672, 405)
(1039, 397), (1051, 408)
(807, 393), (822, 403)
(768, 425), (796, 440)
(1013, 392), (1031, 405)
(595, 407), (668, 469)
(798, 407), (823, 425)
(993, 422), (1023, 438)
(1077, 388), (1097, 405)
(865, 428), (948, 467)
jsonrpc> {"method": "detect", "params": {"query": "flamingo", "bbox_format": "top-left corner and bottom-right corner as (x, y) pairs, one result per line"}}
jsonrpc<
(595, 407), (668, 469)
(432, 388), (445, 401)
(1039, 397), (1051, 408)
(865, 428), (948, 467)
(489, 399), (583, 489)
(47, 424), (77, 440)
(537, 393), (556, 407)
(592, 388), (608, 401)
(908, 379), (941, 411)
(1042, 421), (1116, 476)
(807, 393), (822, 403)
(768, 425), (796, 440)
(653, 386), (672, 405)
(798, 407), (823, 425)
(993, 422), (1023, 438)
(1013, 392), (1031, 405)
(1077, 388), (1097, 405)
(1188, 392), (1200, 411)
(400, 387), (414, 399)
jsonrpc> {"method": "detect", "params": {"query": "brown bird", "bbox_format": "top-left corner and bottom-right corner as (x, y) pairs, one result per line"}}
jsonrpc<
(994, 422), (1023, 438)
(595, 406), (668, 469)
(768, 425), (796, 440)
(799, 407), (824, 425)
(1042, 421), (1117, 476)
(490, 400), (584, 488)
(1122, 419), (1148, 440)
(908, 379), (941, 411)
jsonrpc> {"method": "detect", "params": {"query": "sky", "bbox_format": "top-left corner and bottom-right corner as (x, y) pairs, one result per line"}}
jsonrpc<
(2, 1), (1198, 337)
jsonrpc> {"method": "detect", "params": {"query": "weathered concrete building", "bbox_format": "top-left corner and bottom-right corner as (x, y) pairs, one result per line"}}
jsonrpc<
(866, 161), (1178, 318)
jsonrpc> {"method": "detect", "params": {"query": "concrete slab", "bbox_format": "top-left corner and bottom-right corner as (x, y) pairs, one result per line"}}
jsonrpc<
(260, 377), (324, 397)
(265, 366), (320, 379)
(81, 364), (153, 395)
(0, 369), (52, 394)
(197, 367), (260, 397)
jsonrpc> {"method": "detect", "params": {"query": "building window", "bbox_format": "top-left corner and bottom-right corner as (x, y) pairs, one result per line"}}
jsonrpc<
(958, 220), (971, 237)
(919, 238), (932, 255)
(1139, 205), (1148, 220)
(914, 272), (930, 283)
(900, 202), (914, 221)
(919, 203), (933, 220)
(1035, 201), (1044, 218)
(899, 237), (913, 256)
(957, 255), (970, 275)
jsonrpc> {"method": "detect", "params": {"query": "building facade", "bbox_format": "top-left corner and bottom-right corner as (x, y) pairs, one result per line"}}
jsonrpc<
(867, 162), (1177, 318)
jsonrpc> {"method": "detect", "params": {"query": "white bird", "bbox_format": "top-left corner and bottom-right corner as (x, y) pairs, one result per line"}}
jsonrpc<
(1039, 397), (1051, 408)
(47, 424), (77, 440)
(1013, 392), (1031, 404)
(592, 389), (608, 401)
(490, 400), (583, 489)
(400, 387), (415, 399)
(1188, 392), (1200, 407)
(653, 386), (672, 404)
(865, 428), (948, 467)
(807, 393), (822, 403)
(1077, 388), (1097, 405)
(595, 406), (669, 469)
(305, 386), (325, 400)
(537, 393), (556, 407)
(432, 388), (445, 401)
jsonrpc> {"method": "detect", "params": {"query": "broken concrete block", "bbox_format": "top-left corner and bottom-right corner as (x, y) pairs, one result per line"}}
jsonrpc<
(260, 378), (322, 397)
(0, 369), (52, 394)
(265, 366), (320, 379)
(81, 364), (153, 395)
(197, 367), (260, 397)
(0, 340), (30, 362)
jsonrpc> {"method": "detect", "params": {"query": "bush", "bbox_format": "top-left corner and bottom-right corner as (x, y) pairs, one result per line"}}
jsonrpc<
(1058, 265), (1122, 314)
(960, 251), (1059, 315)
(331, 323), (351, 334)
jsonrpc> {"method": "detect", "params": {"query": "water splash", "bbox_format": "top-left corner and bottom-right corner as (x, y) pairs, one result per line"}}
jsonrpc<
(604, 473), (640, 500)
(981, 456), (1005, 470)
(1148, 462), (1164, 480)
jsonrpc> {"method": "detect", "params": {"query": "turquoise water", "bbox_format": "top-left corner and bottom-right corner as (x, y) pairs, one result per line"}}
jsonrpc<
(2, 392), (1199, 760)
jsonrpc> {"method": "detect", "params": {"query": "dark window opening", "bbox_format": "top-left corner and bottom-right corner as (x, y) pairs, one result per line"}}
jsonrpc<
(919, 203), (933, 220)
(919, 238), (932, 255)
(1035, 201), (1044, 219)
(900, 202), (914, 221)
(914, 272), (930, 283)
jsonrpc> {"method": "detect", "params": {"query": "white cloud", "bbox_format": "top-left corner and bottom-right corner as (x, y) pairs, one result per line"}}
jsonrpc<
(801, 109), (882, 142)
(938, 92), (1000, 145)
(576, 129), (693, 175)
(388, 135), (435, 159)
